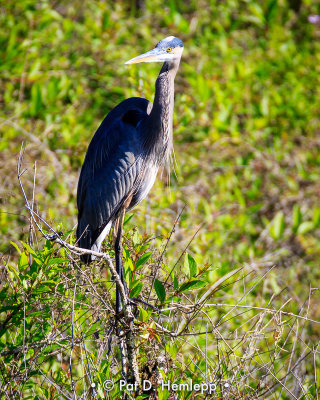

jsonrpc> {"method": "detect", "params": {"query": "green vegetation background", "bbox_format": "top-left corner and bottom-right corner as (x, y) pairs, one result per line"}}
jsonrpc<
(1, 0), (320, 398)
(2, 0), (320, 297)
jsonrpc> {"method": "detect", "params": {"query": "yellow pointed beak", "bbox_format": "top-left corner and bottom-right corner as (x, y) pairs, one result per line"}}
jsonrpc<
(125, 48), (168, 64)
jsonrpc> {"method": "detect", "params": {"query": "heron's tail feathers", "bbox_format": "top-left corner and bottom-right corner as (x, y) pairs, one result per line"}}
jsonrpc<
(76, 220), (112, 264)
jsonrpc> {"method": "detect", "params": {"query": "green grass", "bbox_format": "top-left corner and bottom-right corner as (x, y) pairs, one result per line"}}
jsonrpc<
(1, 0), (320, 398)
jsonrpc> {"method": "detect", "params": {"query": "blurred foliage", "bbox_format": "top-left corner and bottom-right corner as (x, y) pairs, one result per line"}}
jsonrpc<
(1, 0), (320, 398)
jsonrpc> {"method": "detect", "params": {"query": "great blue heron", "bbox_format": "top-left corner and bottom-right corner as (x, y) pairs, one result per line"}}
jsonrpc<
(76, 36), (183, 312)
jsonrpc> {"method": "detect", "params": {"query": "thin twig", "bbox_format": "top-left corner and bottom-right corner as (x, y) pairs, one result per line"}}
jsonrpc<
(147, 206), (185, 302)
(82, 336), (97, 399)
(69, 283), (77, 400)
(23, 295), (27, 379)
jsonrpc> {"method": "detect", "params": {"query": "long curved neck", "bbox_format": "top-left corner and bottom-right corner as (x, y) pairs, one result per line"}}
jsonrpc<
(142, 59), (180, 161)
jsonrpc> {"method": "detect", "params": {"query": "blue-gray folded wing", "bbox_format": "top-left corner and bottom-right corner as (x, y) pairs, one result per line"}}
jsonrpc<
(76, 97), (151, 261)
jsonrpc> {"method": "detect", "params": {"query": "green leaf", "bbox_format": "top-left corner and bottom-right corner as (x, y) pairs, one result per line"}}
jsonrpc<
(0, 305), (17, 313)
(173, 275), (179, 291)
(47, 258), (68, 266)
(139, 243), (150, 253)
(165, 296), (182, 303)
(313, 207), (320, 228)
(18, 252), (29, 271)
(125, 258), (134, 272)
(292, 204), (302, 233)
(123, 247), (131, 260)
(41, 280), (57, 286)
(30, 82), (43, 117)
(178, 280), (205, 293)
(297, 221), (314, 235)
(270, 211), (285, 240)
(20, 241), (36, 256)
(47, 77), (59, 104)
(139, 307), (151, 322)
(33, 286), (53, 294)
(185, 253), (198, 278)
(29, 261), (40, 276)
(22, 278), (29, 290)
(10, 241), (21, 256)
(132, 230), (141, 246)
(130, 282), (143, 298)
(124, 214), (134, 226)
(154, 279), (165, 302)
(135, 252), (152, 270)
(6, 264), (20, 283)
(29, 59), (41, 79)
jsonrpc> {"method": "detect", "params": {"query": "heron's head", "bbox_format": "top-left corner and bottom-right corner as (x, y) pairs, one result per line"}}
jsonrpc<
(125, 36), (184, 65)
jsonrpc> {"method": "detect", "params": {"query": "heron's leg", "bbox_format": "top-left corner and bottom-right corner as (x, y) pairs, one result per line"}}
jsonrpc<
(114, 208), (127, 313)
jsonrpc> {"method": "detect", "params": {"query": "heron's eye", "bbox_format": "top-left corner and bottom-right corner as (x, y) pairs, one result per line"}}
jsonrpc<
(166, 47), (173, 53)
